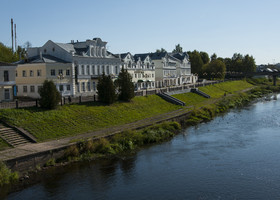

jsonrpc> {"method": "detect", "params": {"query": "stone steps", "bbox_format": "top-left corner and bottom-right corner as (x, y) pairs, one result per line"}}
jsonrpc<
(0, 124), (33, 147)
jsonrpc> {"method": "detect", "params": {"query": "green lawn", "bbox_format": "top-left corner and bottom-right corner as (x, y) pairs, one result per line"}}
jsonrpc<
(0, 95), (181, 142)
(173, 80), (253, 107)
(0, 138), (10, 151)
(0, 80), (254, 143)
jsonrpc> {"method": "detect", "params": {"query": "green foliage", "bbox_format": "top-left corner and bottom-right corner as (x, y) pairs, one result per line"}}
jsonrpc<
(64, 145), (80, 158)
(0, 162), (18, 186)
(172, 44), (183, 53)
(0, 43), (23, 63)
(156, 48), (167, 53)
(115, 68), (135, 101)
(200, 51), (210, 64)
(202, 59), (226, 80)
(45, 158), (56, 166)
(97, 73), (116, 104)
(0, 137), (10, 150)
(187, 50), (204, 76)
(39, 80), (61, 109)
(225, 53), (256, 74)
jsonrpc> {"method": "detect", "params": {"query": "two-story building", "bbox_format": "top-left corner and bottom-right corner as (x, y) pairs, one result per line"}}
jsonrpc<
(0, 62), (16, 101)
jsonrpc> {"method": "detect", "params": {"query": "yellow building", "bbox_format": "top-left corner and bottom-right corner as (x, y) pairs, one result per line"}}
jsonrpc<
(16, 55), (72, 99)
(0, 62), (16, 102)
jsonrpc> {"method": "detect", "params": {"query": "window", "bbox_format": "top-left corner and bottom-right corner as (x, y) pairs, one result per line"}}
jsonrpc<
(23, 86), (27, 93)
(59, 85), (64, 92)
(4, 71), (9, 82)
(152, 74), (154, 78)
(87, 65), (90, 75)
(38, 86), (42, 93)
(115, 66), (118, 74)
(66, 69), (70, 76)
(92, 65), (95, 75)
(81, 65), (84, 75)
(4, 89), (10, 100)
(135, 74), (137, 78)
(102, 66), (104, 74)
(87, 82), (90, 91)
(37, 70), (42, 77)
(97, 66), (100, 75)
(30, 86), (35, 93)
(77, 83), (80, 93)
(92, 82), (96, 91)
(106, 66), (110, 75)
(51, 69), (55, 76)
(82, 82), (85, 91)
(67, 85), (71, 91)
(22, 70), (26, 77)
(30, 70), (34, 77)
(58, 69), (63, 75)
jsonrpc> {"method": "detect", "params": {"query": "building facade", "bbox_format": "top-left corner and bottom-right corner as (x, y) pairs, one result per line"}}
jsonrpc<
(0, 62), (16, 102)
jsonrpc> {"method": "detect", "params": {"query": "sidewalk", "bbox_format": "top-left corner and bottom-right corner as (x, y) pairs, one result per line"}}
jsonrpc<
(0, 107), (190, 162)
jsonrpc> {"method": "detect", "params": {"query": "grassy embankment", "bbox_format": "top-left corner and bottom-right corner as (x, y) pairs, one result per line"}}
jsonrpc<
(0, 79), (276, 151)
(0, 95), (181, 143)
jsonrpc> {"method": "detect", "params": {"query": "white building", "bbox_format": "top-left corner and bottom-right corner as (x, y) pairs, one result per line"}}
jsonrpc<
(119, 53), (156, 90)
(25, 38), (122, 97)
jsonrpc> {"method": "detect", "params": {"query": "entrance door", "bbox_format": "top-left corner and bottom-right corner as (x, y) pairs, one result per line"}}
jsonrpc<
(4, 89), (10, 100)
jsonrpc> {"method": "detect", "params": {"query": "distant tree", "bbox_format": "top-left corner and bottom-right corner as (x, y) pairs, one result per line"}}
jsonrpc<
(39, 80), (61, 109)
(0, 43), (19, 63)
(24, 41), (32, 49)
(187, 50), (204, 76)
(97, 73), (116, 104)
(172, 44), (183, 53)
(199, 51), (210, 64)
(115, 68), (135, 101)
(156, 48), (167, 53)
(242, 54), (256, 74)
(210, 53), (217, 61)
(202, 59), (226, 80)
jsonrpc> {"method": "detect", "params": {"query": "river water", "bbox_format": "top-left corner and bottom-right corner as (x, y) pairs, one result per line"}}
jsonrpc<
(4, 94), (280, 199)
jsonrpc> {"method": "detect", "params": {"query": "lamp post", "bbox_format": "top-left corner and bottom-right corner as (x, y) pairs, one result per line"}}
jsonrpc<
(57, 73), (64, 105)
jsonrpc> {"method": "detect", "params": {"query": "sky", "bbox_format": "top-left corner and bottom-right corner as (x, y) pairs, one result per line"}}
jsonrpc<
(1, 0), (280, 65)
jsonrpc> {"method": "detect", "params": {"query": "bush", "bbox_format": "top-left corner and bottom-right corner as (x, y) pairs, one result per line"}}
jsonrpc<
(0, 162), (18, 186)
(45, 158), (56, 166)
(64, 145), (80, 158)
(39, 80), (61, 109)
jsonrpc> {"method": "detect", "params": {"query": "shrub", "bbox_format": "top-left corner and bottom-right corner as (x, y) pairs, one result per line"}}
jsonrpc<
(64, 145), (80, 158)
(93, 138), (115, 154)
(0, 162), (18, 186)
(45, 158), (56, 166)
(39, 80), (61, 109)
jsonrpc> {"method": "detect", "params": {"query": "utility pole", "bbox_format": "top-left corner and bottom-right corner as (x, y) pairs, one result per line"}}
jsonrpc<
(14, 23), (17, 52)
(11, 18), (14, 52)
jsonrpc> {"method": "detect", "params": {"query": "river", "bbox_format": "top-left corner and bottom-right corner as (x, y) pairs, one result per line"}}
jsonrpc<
(4, 94), (280, 199)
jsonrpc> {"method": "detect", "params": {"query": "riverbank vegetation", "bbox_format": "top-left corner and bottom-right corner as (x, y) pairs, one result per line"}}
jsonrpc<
(0, 162), (18, 186)
(61, 121), (181, 162)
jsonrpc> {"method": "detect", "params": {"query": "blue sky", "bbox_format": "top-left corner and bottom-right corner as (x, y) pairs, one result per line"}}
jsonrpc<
(1, 0), (280, 65)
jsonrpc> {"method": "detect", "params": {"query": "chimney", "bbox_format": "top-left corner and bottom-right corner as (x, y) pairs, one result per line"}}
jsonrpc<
(11, 18), (14, 52)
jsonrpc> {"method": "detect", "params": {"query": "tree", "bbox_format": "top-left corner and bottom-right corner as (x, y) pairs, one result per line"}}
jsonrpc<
(115, 68), (135, 101)
(0, 43), (20, 63)
(199, 51), (210, 64)
(97, 73), (116, 104)
(210, 53), (217, 61)
(172, 44), (183, 53)
(187, 50), (204, 76)
(39, 80), (61, 109)
(156, 48), (167, 53)
(202, 59), (226, 80)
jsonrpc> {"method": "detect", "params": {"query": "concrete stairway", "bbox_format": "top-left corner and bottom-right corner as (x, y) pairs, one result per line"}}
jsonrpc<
(191, 88), (211, 98)
(0, 123), (33, 147)
(157, 92), (185, 106)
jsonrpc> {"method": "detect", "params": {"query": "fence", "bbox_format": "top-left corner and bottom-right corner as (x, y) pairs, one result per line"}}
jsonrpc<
(0, 80), (223, 109)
